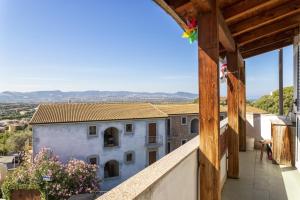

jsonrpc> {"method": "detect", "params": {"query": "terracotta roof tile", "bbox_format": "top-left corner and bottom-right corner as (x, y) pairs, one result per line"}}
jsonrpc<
(155, 104), (267, 115)
(155, 104), (227, 115)
(30, 103), (167, 124)
(30, 103), (268, 125)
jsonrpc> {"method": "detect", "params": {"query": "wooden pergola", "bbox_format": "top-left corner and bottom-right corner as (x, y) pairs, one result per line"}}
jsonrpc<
(154, 0), (300, 199)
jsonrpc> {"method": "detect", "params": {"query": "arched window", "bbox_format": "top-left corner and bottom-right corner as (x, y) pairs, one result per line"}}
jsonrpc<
(104, 160), (119, 178)
(190, 118), (199, 134)
(104, 127), (119, 147)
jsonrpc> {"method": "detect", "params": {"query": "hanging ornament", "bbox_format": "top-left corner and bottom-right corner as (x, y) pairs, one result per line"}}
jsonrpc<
(187, 18), (197, 29)
(182, 18), (198, 44)
(220, 58), (228, 83)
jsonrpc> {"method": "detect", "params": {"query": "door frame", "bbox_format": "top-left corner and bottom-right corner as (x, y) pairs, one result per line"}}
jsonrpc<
(146, 148), (158, 166)
(147, 122), (158, 144)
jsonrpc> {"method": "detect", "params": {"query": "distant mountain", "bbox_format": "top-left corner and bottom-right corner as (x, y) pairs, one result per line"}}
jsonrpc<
(0, 90), (198, 103)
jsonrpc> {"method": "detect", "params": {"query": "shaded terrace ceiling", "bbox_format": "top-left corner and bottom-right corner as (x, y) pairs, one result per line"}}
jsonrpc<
(154, 0), (300, 58)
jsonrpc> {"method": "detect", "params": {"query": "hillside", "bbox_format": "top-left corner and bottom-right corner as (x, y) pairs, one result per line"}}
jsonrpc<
(0, 91), (197, 103)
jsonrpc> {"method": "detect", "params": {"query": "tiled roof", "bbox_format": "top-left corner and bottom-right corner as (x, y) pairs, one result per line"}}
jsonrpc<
(30, 103), (168, 124)
(155, 104), (267, 115)
(155, 104), (198, 115)
(155, 104), (227, 115)
(30, 103), (267, 125)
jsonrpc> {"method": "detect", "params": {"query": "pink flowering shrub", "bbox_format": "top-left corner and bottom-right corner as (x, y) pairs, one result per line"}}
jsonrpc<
(2, 148), (100, 200)
(65, 160), (99, 195)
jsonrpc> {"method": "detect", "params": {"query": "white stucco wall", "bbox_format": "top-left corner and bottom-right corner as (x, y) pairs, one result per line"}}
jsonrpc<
(246, 113), (283, 140)
(32, 118), (166, 191)
(136, 149), (198, 200)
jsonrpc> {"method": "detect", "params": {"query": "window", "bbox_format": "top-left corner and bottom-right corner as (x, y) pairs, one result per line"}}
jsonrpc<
(126, 153), (133, 162)
(220, 115), (224, 121)
(104, 127), (119, 147)
(87, 155), (98, 165)
(104, 160), (119, 178)
(190, 118), (199, 134)
(124, 151), (135, 164)
(181, 117), (187, 125)
(89, 125), (97, 136)
(125, 123), (133, 133)
(181, 139), (187, 145)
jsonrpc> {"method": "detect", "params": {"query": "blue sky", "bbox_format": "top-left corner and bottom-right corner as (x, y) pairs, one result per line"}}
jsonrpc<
(0, 0), (293, 99)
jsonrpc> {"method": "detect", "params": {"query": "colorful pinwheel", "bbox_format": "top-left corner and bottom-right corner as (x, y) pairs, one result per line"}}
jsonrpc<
(182, 18), (198, 44)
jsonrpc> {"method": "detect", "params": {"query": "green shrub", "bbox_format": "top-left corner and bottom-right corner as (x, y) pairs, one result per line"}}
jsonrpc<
(252, 86), (294, 115)
(6, 131), (32, 153)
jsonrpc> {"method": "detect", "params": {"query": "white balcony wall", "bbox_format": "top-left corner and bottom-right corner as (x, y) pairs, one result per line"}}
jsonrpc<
(246, 113), (285, 140)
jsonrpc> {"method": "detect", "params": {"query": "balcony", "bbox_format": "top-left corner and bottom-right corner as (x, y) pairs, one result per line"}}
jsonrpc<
(98, 115), (300, 200)
(222, 150), (300, 200)
(145, 136), (163, 147)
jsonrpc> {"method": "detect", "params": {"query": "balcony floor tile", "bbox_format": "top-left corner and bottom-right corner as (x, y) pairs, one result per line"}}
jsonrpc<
(222, 150), (300, 200)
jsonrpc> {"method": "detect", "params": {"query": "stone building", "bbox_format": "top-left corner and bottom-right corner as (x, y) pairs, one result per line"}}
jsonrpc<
(155, 104), (227, 152)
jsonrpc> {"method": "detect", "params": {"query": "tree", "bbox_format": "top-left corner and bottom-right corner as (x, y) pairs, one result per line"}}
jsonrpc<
(5, 131), (31, 153)
(252, 86), (294, 115)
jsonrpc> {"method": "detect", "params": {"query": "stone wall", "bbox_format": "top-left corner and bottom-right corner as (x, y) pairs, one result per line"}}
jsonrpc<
(168, 114), (199, 151)
(168, 112), (227, 152)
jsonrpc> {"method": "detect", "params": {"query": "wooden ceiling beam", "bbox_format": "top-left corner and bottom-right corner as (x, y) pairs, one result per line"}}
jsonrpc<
(240, 29), (297, 54)
(236, 13), (300, 46)
(191, 0), (236, 52)
(217, 9), (236, 52)
(158, 0), (237, 52)
(230, 1), (300, 37)
(223, 0), (289, 25)
(175, 2), (195, 16)
(191, 0), (212, 12)
(165, 0), (190, 9)
(154, 0), (189, 30)
(242, 39), (293, 58)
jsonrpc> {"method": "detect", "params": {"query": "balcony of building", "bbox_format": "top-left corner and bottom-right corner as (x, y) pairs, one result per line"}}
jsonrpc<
(145, 136), (163, 147)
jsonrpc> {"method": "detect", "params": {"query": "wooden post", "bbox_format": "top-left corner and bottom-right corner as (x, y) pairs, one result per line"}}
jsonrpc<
(239, 61), (246, 151)
(227, 49), (240, 178)
(198, 0), (220, 199)
(279, 48), (284, 115)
